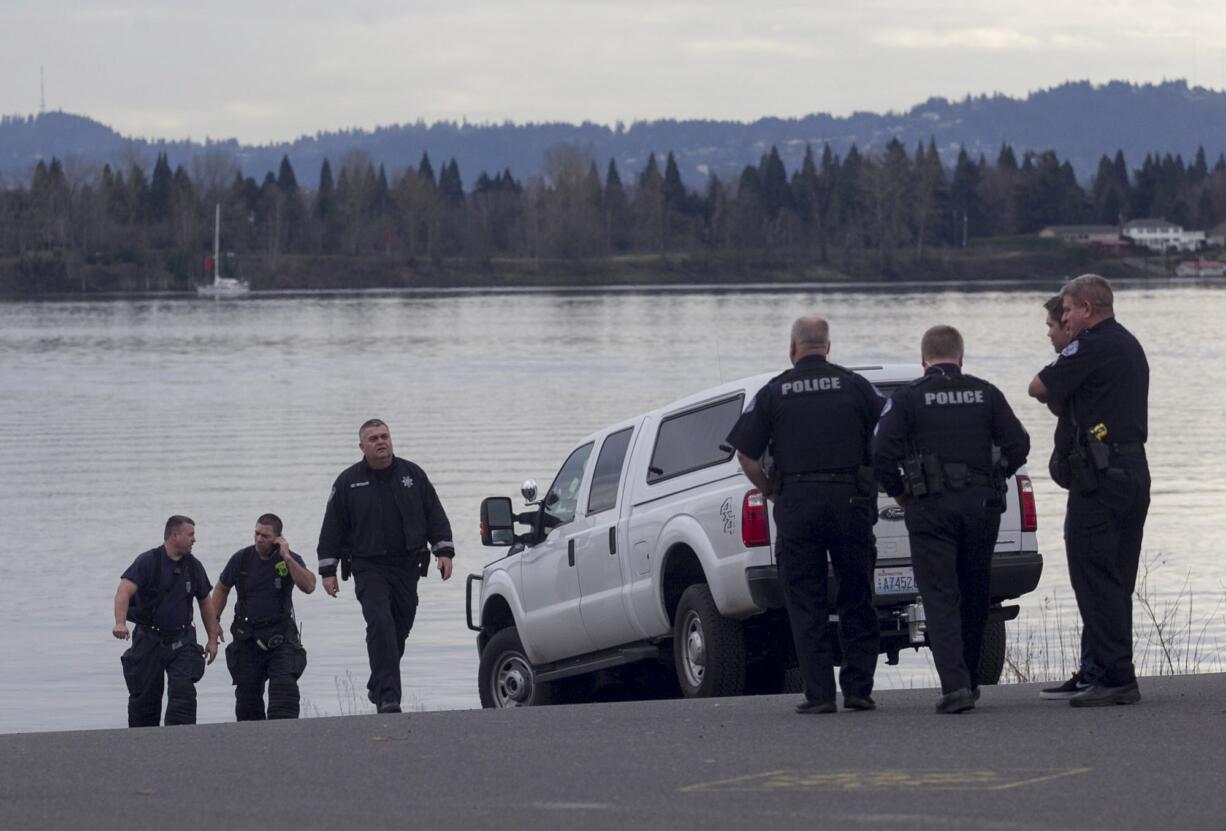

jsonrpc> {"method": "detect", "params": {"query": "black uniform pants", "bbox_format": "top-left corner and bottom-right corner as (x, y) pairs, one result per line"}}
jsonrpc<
(120, 626), (206, 727)
(1065, 457), (1150, 687)
(225, 624), (308, 721)
(352, 557), (420, 708)
(904, 488), (1001, 694)
(773, 482), (880, 703)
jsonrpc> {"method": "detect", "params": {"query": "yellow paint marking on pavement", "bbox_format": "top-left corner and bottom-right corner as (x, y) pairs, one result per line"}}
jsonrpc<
(987, 767), (1093, 790)
(682, 768), (1094, 793)
(679, 770), (791, 793)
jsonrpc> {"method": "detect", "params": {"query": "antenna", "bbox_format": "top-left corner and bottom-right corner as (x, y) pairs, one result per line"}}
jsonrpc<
(40, 66), (45, 114)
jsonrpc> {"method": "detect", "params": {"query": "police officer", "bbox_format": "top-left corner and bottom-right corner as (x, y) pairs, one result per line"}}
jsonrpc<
(726, 316), (883, 715)
(209, 514), (316, 720)
(873, 326), (1029, 714)
(1037, 295), (1096, 700)
(1028, 274), (1149, 707)
(317, 419), (455, 714)
(112, 515), (222, 727)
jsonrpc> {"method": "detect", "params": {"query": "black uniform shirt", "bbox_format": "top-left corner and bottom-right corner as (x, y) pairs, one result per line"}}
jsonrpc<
(121, 546), (211, 631)
(317, 456), (455, 579)
(1037, 317), (1149, 448)
(726, 356), (885, 474)
(371, 464), (409, 557)
(219, 546), (306, 623)
(872, 364), (1030, 498)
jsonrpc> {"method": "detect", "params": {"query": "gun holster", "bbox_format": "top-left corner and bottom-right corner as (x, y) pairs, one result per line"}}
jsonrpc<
(340, 557), (352, 582)
(1087, 440), (1110, 471)
(922, 453), (945, 496)
(417, 548), (431, 578)
(1067, 446), (1099, 494)
(903, 456), (928, 497)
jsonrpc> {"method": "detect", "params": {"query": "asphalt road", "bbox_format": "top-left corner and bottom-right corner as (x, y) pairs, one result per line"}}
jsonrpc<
(2, 673), (1223, 830)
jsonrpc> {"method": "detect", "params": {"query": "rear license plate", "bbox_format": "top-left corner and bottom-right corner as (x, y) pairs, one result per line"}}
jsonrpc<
(875, 567), (916, 595)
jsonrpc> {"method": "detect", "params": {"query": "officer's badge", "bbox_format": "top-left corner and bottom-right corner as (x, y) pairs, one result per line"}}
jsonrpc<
(1060, 340), (1080, 357)
(275, 561), (289, 578)
(402, 475), (415, 489)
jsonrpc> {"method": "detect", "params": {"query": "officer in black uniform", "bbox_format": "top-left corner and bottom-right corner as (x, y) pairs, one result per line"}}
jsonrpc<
(873, 325), (1029, 714)
(726, 316), (884, 715)
(1029, 274), (1149, 707)
(317, 419), (455, 714)
(1037, 295), (1096, 700)
(112, 515), (222, 727)
(209, 513), (316, 720)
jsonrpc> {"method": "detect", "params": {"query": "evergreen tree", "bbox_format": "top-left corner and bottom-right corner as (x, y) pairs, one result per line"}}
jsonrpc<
(635, 154), (664, 253)
(1092, 155), (1125, 225)
(997, 144), (1019, 172)
(604, 159), (630, 252)
(758, 146), (791, 219)
(418, 152), (436, 189)
(912, 139), (949, 254)
(149, 153), (173, 222)
(438, 159), (464, 205)
(950, 148), (984, 243)
(732, 164), (765, 250)
(277, 155), (299, 193)
(126, 163), (150, 225)
(1190, 147), (1209, 183)
(662, 152), (687, 212)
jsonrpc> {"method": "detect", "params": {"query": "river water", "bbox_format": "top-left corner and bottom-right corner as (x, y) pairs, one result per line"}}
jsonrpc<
(2, 281), (1224, 733)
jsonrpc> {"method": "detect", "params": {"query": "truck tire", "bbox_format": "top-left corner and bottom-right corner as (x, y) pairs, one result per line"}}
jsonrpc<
(977, 617), (1007, 685)
(478, 627), (553, 708)
(673, 584), (746, 698)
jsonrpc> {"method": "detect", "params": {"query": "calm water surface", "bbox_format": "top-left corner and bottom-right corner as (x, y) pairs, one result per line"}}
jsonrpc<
(2, 283), (1224, 733)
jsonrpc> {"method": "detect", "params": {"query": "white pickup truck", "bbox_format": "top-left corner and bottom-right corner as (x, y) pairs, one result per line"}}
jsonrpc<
(467, 365), (1043, 707)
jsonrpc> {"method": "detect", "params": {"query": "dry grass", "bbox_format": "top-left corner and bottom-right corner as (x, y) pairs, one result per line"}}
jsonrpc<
(1003, 553), (1226, 684)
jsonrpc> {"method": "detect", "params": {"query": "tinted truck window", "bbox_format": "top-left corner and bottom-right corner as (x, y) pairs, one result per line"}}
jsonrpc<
(647, 395), (744, 484)
(588, 428), (633, 514)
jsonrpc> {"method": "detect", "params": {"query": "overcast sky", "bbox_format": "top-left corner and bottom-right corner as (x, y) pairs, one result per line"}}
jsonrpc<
(2, 1), (1224, 144)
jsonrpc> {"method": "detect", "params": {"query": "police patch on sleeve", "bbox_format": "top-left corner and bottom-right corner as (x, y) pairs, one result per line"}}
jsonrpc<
(1060, 340), (1080, 357)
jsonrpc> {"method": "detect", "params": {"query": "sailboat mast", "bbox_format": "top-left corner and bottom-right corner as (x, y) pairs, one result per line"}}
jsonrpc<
(213, 203), (221, 283)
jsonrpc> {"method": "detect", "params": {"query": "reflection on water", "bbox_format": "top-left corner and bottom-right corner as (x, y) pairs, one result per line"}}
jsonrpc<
(2, 282), (1225, 733)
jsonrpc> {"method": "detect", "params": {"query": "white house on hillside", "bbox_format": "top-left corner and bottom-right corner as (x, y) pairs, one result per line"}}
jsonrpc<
(1121, 219), (1205, 252)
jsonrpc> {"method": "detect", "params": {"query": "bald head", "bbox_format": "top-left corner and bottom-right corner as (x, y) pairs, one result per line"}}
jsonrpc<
(789, 316), (830, 363)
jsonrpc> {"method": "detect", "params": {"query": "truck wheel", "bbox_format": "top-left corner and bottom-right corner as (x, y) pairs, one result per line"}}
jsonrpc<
(673, 584), (746, 698)
(478, 627), (553, 708)
(977, 618), (1007, 685)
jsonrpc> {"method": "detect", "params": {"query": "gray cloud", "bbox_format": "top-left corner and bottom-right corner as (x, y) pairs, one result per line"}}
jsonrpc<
(0, 0), (1223, 142)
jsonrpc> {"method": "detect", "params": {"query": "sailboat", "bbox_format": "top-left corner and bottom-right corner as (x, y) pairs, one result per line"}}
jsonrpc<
(197, 203), (250, 297)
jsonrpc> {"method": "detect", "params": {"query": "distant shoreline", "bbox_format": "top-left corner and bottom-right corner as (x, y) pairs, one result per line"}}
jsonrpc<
(6, 275), (1218, 304)
(0, 243), (1193, 300)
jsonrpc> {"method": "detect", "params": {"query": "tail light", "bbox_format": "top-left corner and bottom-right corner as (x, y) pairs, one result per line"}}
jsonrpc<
(1016, 475), (1038, 532)
(742, 489), (771, 547)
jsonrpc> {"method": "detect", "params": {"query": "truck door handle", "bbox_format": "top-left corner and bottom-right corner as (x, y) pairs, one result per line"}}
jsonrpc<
(608, 527), (617, 555)
(568, 539), (575, 567)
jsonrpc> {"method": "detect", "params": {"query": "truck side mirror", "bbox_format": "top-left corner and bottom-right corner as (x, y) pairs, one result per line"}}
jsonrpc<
(480, 497), (516, 546)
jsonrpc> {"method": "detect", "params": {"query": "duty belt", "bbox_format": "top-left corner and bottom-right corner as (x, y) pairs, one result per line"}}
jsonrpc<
(783, 471), (858, 485)
(1108, 442), (1145, 456)
(139, 622), (194, 647)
